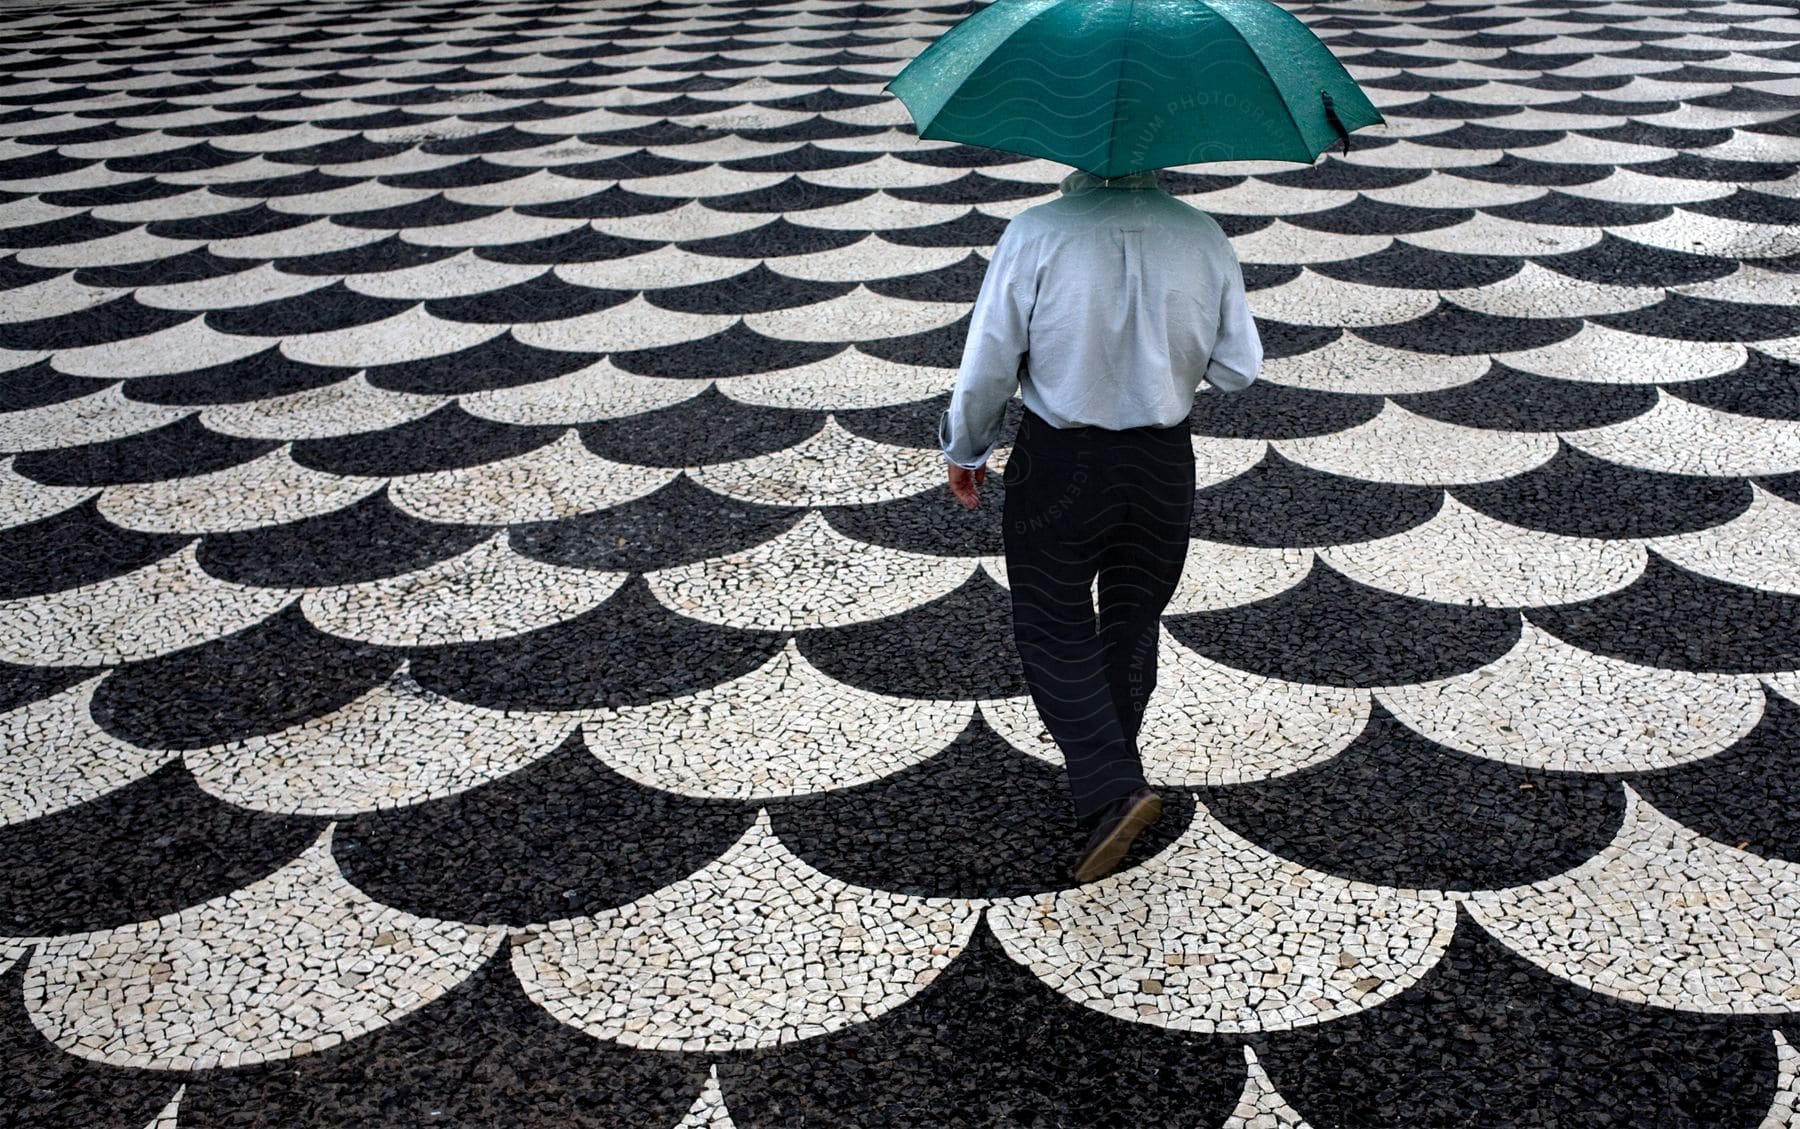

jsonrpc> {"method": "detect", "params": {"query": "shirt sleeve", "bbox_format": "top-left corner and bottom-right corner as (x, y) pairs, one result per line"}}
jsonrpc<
(940, 222), (1034, 469)
(1203, 250), (1262, 394)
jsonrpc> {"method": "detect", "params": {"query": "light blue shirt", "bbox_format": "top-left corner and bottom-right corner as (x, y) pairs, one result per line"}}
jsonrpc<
(940, 169), (1263, 469)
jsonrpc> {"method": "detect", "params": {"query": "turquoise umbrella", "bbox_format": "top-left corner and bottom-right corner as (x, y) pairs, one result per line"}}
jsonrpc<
(885, 0), (1385, 176)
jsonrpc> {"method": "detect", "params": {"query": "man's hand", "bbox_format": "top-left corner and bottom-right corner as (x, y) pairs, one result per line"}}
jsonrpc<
(947, 463), (987, 510)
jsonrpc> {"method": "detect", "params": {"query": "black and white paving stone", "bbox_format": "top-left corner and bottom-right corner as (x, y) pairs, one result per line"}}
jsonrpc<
(2, 0), (1799, 1123)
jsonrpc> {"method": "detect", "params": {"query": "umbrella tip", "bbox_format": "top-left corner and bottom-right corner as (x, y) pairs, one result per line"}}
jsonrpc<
(1321, 90), (1351, 157)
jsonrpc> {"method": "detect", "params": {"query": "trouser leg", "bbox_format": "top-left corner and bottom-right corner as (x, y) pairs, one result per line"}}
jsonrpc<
(1002, 413), (1147, 829)
(1096, 433), (1194, 744)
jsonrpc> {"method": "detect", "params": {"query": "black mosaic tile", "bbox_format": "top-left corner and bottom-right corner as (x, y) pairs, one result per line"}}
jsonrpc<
(291, 403), (561, 478)
(878, 208), (1013, 248)
(91, 603), (400, 749)
(1486, 189), (1672, 228)
(609, 319), (847, 379)
(705, 174), (873, 213)
(1663, 349), (1800, 421)
(0, 292), (188, 352)
(198, 489), (491, 588)
(179, 946), (710, 1129)
(864, 251), (995, 303)
(1166, 560), (1520, 686)
(1633, 689), (1800, 865)
(510, 476), (801, 573)
(1394, 361), (1658, 432)
(1530, 554), (1800, 674)
(380, 157), (538, 190)
(771, 714), (1195, 898)
(859, 309), (978, 368)
(0, 358), (113, 412)
(1633, 152), (1797, 184)
(336, 732), (754, 924)
(1257, 157), (1430, 191)
(426, 272), (633, 325)
(679, 215), (868, 258)
(723, 919), (1245, 1129)
(798, 571), (1024, 700)
(1202, 701), (1626, 889)
(0, 762), (324, 935)
(1260, 911), (1781, 1129)
(0, 500), (190, 600)
(332, 193), (504, 231)
(1597, 293), (1800, 343)
(579, 385), (824, 465)
(1534, 232), (1738, 287)
(722, 141), (880, 172)
(1452, 153), (1615, 186)
(125, 345), (353, 405)
(1453, 444), (1754, 539)
(646, 262), (855, 314)
(273, 232), (463, 276)
(366, 331), (592, 395)
(0, 255), (60, 292)
(475, 225), (664, 265)
(203, 281), (414, 337)
(1189, 379), (1385, 440)
(516, 184), (686, 219)
(408, 576), (788, 711)
(1314, 240), (1523, 289)
(105, 140), (251, 175)
(11, 413), (275, 487)
(1358, 304), (1583, 354)
(1188, 449), (1441, 547)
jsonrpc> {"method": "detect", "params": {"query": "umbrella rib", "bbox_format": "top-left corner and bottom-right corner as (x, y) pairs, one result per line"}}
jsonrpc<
(1102, 0), (1139, 176)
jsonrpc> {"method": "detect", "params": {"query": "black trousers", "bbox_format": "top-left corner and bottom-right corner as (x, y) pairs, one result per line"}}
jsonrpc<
(1001, 407), (1195, 830)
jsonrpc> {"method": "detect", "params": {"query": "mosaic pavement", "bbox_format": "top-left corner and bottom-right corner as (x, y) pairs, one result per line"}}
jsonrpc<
(2, 0), (1799, 1122)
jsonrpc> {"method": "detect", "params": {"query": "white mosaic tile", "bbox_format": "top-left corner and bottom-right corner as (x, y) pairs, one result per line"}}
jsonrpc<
(0, 455), (96, 528)
(97, 447), (385, 534)
(743, 286), (967, 343)
(53, 315), (274, 380)
(1765, 1031), (1799, 1129)
(27, 827), (503, 1070)
(590, 201), (770, 242)
(1404, 213), (1603, 257)
(0, 676), (169, 826)
(512, 295), (734, 356)
(1649, 484), (1800, 597)
(189, 665), (578, 815)
(1380, 622), (1766, 774)
(14, 229), (201, 271)
(201, 375), (447, 441)
(716, 349), (950, 411)
(1612, 210), (1800, 261)
(1564, 389), (1800, 477)
(514, 810), (980, 1050)
(1675, 265), (1800, 308)
(1180, 181), (1355, 216)
(1164, 539), (1315, 612)
(1501, 324), (1745, 385)
(303, 532), (627, 646)
(556, 247), (750, 291)
(207, 216), (388, 261)
(1189, 435), (1267, 491)
(1259, 335), (1487, 395)
(1443, 262), (1662, 320)
(1248, 270), (1440, 328)
(987, 798), (1456, 1032)
(0, 543), (295, 667)
(1228, 221), (1392, 266)
(1361, 171), (1547, 210)
(1277, 402), (1558, 485)
(1468, 787), (1800, 1015)
(1320, 495), (1645, 607)
(776, 192), (972, 234)
(388, 430), (676, 524)
(460, 360), (704, 426)
(766, 236), (974, 283)
(1337, 138), (1503, 169)
(280, 305), (508, 370)
(135, 263), (337, 312)
(144, 1086), (185, 1129)
(689, 417), (944, 506)
(587, 638), (970, 800)
(677, 1066), (737, 1129)
(648, 512), (977, 631)
(795, 153), (970, 190)
(1559, 168), (1737, 206)
(1223, 1046), (1316, 1129)
(0, 274), (124, 323)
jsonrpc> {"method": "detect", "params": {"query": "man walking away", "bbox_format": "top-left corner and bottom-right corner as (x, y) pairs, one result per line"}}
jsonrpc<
(941, 167), (1262, 884)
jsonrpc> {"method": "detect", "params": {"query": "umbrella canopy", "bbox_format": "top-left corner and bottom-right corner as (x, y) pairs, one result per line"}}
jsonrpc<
(885, 0), (1385, 176)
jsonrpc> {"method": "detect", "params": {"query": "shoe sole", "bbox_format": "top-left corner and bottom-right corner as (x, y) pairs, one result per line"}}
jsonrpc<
(1072, 792), (1164, 884)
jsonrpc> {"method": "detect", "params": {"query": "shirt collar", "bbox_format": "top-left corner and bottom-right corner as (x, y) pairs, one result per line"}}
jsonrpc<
(1059, 169), (1160, 194)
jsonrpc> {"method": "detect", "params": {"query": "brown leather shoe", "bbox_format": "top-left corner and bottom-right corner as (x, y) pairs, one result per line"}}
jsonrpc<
(1072, 786), (1163, 884)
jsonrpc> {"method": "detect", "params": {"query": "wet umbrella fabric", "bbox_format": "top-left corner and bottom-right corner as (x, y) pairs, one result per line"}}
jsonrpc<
(885, 0), (1385, 176)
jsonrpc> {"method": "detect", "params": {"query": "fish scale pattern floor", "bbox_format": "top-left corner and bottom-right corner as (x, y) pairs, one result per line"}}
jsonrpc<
(2, 0), (1800, 1124)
